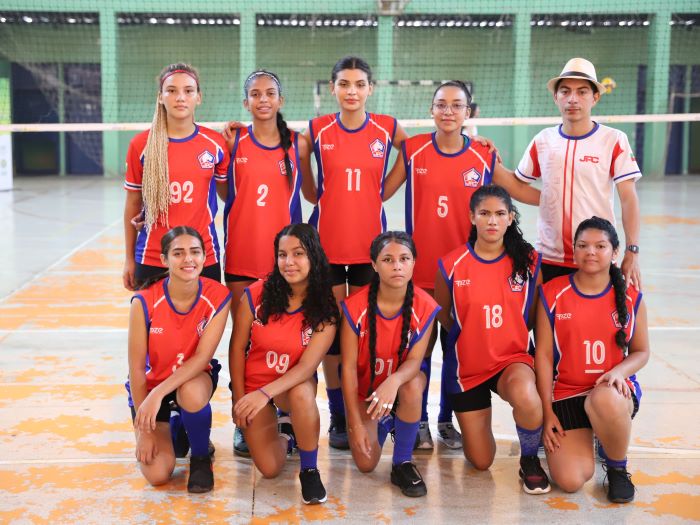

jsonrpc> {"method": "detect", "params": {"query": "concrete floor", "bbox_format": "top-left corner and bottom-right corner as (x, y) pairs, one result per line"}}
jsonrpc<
(0, 175), (699, 524)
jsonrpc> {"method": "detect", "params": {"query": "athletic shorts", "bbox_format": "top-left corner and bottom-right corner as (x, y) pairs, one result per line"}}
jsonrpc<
(551, 392), (640, 431)
(128, 359), (221, 423)
(224, 272), (257, 283)
(450, 370), (505, 413)
(541, 263), (576, 283)
(135, 262), (221, 286)
(329, 263), (374, 287)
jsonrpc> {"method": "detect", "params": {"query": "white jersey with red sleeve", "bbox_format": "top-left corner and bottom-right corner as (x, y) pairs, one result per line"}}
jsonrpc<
(341, 284), (440, 400)
(308, 112), (397, 264)
(515, 123), (641, 267)
(124, 125), (230, 267)
(540, 274), (643, 401)
(403, 132), (495, 289)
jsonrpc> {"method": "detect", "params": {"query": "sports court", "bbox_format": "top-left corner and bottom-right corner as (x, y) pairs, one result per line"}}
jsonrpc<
(1, 1), (699, 523)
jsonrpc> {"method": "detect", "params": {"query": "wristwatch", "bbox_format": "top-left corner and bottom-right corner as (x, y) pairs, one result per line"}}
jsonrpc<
(626, 244), (640, 254)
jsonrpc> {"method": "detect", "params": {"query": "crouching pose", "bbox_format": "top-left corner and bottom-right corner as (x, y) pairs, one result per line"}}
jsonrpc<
(229, 224), (338, 505)
(536, 216), (649, 503)
(341, 232), (440, 497)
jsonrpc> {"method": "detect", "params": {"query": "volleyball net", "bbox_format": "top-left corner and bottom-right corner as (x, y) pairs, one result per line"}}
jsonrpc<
(0, 1), (699, 179)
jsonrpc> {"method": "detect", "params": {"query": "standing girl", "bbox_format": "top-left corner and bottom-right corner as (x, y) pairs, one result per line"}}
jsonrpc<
(127, 226), (231, 493)
(341, 232), (440, 497)
(123, 63), (229, 290)
(305, 56), (409, 448)
(229, 224), (338, 505)
(535, 216), (649, 503)
(434, 185), (550, 494)
(383, 82), (540, 450)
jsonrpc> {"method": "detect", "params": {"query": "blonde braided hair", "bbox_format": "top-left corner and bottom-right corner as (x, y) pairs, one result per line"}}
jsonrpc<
(142, 63), (200, 227)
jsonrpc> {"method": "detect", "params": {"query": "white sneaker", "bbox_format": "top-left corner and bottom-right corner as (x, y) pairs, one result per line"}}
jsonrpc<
(437, 422), (463, 449)
(413, 421), (434, 450)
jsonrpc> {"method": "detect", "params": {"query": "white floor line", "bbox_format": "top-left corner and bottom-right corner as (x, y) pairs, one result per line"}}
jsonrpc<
(0, 218), (122, 305)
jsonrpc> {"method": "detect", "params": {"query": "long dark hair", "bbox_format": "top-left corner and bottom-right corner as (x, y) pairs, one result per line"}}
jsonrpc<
(574, 216), (628, 351)
(432, 80), (472, 106)
(365, 231), (416, 397)
(468, 185), (536, 281)
(260, 224), (338, 330)
(243, 69), (293, 189)
(331, 55), (373, 83)
(138, 226), (204, 290)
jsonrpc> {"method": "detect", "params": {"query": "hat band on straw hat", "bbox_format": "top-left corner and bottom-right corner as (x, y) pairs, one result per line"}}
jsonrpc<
(559, 70), (597, 82)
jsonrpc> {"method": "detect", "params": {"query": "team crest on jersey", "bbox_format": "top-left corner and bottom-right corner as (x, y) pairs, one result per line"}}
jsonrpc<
(462, 168), (482, 188)
(508, 273), (526, 292)
(196, 317), (209, 337)
(198, 150), (216, 169)
(611, 309), (630, 329)
(301, 326), (313, 347)
(369, 139), (385, 158)
(278, 159), (295, 177)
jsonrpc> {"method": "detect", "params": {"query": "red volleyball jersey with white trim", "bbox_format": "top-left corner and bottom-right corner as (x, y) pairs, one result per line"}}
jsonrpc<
(341, 285), (440, 400)
(308, 112), (397, 264)
(403, 132), (495, 289)
(124, 125), (230, 267)
(243, 280), (314, 393)
(515, 123), (641, 267)
(439, 243), (540, 392)
(224, 127), (302, 279)
(540, 274), (642, 401)
(132, 277), (231, 391)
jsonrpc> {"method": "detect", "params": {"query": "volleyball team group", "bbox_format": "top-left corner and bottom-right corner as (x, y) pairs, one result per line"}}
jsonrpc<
(122, 55), (649, 506)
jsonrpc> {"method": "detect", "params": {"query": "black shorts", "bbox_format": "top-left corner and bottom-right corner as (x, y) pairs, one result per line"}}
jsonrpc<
(224, 272), (258, 283)
(551, 392), (640, 431)
(451, 370), (504, 412)
(541, 263), (576, 283)
(135, 262), (222, 286)
(128, 360), (221, 423)
(329, 263), (374, 287)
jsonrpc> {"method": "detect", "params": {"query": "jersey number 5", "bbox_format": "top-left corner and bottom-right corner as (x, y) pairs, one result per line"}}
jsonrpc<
(437, 195), (448, 218)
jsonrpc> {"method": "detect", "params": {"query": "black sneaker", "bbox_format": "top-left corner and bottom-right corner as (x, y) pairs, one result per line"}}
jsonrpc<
(518, 455), (551, 494)
(233, 426), (250, 458)
(328, 413), (349, 450)
(187, 455), (214, 493)
(604, 465), (635, 503)
(278, 416), (297, 456)
(390, 461), (427, 497)
(299, 468), (327, 504)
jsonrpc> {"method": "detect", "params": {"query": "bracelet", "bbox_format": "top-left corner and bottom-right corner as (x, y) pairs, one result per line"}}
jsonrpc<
(257, 387), (272, 401)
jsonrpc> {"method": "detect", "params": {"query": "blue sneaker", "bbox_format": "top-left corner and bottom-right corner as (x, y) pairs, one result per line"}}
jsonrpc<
(233, 426), (250, 458)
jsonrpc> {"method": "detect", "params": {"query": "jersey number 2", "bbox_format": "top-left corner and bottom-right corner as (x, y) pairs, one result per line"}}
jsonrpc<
(257, 184), (269, 207)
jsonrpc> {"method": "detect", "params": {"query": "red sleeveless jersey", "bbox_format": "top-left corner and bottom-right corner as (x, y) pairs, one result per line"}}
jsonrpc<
(224, 127), (303, 278)
(439, 243), (540, 392)
(131, 277), (231, 391)
(308, 112), (397, 264)
(341, 285), (440, 400)
(403, 133), (495, 289)
(540, 274), (642, 401)
(243, 280), (315, 394)
(125, 125), (230, 267)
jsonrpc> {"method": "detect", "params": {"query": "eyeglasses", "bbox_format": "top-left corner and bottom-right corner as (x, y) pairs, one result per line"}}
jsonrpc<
(432, 102), (468, 113)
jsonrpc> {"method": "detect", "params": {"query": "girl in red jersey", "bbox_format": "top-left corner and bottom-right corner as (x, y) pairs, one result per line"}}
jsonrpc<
(535, 217), (649, 503)
(435, 185), (550, 494)
(229, 224), (338, 505)
(341, 232), (440, 497)
(305, 56), (409, 449)
(123, 63), (230, 291)
(127, 226), (231, 494)
(383, 81), (541, 451)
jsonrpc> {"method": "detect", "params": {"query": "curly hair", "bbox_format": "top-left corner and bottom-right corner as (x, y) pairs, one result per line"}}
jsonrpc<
(259, 224), (338, 330)
(574, 216), (628, 351)
(468, 185), (536, 281)
(365, 231), (417, 397)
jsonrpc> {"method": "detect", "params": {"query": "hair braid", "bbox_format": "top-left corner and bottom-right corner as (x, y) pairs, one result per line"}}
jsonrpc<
(397, 281), (414, 363)
(366, 273), (380, 398)
(609, 263), (629, 351)
(276, 112), (293, 189)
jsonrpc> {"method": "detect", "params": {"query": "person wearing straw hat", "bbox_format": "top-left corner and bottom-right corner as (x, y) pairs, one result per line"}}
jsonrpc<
(514, 58), (642, 290)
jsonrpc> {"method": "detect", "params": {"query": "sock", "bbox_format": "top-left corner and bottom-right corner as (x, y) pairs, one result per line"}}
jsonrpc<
(438, 325), (458, 423)
(393, 417), (419, 466)
(180, 404), (212, 457)
(299, 447), (318, 470)
(438, 359), (454, 423)
(420, 358), (431, 422)
(277, 408), (289, 418)
(327, 387), (345, 417)
(169, 411), (183, 444)
(516, 424), (543, 457)
(378, 415), (393, 448)
(605, 457), (628, 470)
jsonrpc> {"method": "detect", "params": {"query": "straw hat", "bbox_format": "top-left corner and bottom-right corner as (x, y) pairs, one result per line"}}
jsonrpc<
(547, 58), (606, 94)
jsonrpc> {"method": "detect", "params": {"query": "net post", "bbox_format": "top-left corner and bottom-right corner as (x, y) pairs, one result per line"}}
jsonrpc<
(511, 10), (532, 168)
(376, 15), (394, 115)
(100, 8), (120, 177)
(0, 58), (12, 191)
(239, 11), (256, 121)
